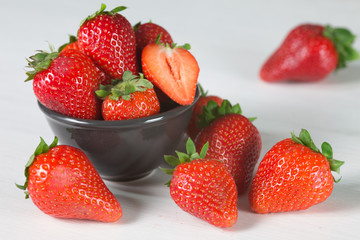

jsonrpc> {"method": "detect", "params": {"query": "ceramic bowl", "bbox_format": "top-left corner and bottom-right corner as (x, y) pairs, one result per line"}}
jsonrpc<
(38, 87), (199, 181)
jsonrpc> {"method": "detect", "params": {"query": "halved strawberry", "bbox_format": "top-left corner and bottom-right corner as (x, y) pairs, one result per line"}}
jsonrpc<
(141, 42), (199, 105)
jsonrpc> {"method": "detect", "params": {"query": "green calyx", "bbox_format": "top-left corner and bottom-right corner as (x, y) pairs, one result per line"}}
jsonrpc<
(155, 34), (191, 50)
(323, 25), (359, 69)
(198, 84), (208, 97)
(25, 45), (59, 82)
(160, 138), (209, 186)
(197, 99), (256, 130)
(133, 21), (141, 32)
(16, 136), (58, 199)
(291, 129), (344, 182)
(80, 3), (127, 26)
(58, 34), (77, 52)
(96, 70), (153, 101)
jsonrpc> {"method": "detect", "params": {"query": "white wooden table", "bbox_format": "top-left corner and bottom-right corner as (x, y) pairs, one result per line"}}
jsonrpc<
(1, 0), (359, 239)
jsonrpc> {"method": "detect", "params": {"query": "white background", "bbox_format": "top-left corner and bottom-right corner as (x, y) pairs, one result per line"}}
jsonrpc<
(1, 0), (359, 239)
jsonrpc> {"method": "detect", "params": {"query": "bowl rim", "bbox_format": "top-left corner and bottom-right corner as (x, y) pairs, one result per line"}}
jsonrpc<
(38, 86), (200, 129)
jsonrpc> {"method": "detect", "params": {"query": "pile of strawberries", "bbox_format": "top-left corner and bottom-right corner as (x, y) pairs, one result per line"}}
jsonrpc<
(19, 3), (354, 228)
(26, 4), (199, 121)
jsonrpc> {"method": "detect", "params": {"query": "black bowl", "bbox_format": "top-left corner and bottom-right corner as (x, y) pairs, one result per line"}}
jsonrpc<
(38, 87), (199, 181)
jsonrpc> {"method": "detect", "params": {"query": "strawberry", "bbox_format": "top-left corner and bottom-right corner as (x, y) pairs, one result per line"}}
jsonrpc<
(260, 24), (359, 82)
(59, 35), (112, 85)
(96, 71), (160, 120)
(142, 42), (199, 105)
(26, 47), (102, 120)
(161, 138), (238, 228)
(249, 129), (344, 213)
(195, 100), (261, 195)
(186, 84), (223, 140)
(16, 137), (122, 222)
(77, 4), (138, 79)
(134, 21), (173, 69)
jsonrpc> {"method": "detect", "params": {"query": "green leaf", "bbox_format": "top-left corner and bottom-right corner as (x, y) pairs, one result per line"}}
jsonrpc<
(16, 137), (58, 199)
(199, 142), (209, 159)
(164, 155), (181, 167)
(110, 6), (127, 14)
(298, 129), (319, 152)
(291, 130), (344, 182)
(321, 142), (333, 159)
(25, 50), (59, 81)
(323, 25), (359, 69)
(186, 138), (196, 155)
(102, 71), (153, 101)
(198, 84), (208, 97)
(176, 151), (190, 164)
(177, 43), (191, 50)
(328, 159), (344, 175)
(197, 99), (243, 130)
(95, 89), (111, 99)
(159, 167), (175, 175)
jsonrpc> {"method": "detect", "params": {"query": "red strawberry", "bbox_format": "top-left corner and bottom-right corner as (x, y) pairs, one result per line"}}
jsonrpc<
(260, 24), (359, 82)
(161, 138), (238, 228)
(77, 4), (138, 79)
(26, 48), (102, 120)
(195, 100), (261, 195)
(142, 42), (199, 105)
(134, 21), (173, 69)
(186, 84), (223, 140)
(59, 35), (112, 85)
(16, 137), (122, 222)
(249, 129), (344, 213)
(96, 71), (160, 120)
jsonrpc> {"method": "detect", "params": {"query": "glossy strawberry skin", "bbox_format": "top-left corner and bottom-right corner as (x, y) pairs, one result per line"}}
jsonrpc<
(60, 40), (112, 85)
(260, 24), (338, 82)
(135, 22), (173, 68)
(33, 49), (102, 120)
(249, 138), (334, 213)
(195, 114), (262, 195)
(78, 12), (138, 79)
(101, 88), (160, 120)
(142, 44), (199, 105)
(170, 159), (238, 228)
(27, 145), (122, 222)
(187, 95), (223, 140)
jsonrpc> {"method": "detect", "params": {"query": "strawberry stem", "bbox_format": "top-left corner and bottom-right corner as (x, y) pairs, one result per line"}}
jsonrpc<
(291, 129), (344, 182)
(25, 48), (59, 81)
(16, 137), (58, 199)
(80, 3), (127, 27)
(197, 100), (242, 130)
(323, 25), (359, 69)
(96, 70), (153, 101)
(160, 138), (209, 186)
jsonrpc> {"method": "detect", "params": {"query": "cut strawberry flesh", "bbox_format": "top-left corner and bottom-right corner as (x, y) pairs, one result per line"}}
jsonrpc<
(142, 44), (199, 105)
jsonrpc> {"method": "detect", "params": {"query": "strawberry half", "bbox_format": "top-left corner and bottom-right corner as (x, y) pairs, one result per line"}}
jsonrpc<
(142, 41), (199, 105)
(134, 21), (173, 70)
